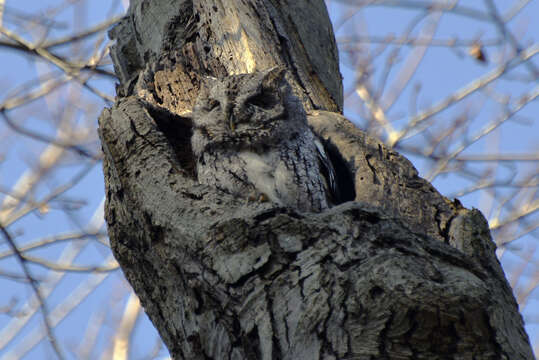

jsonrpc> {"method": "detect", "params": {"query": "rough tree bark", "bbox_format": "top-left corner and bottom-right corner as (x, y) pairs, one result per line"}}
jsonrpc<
(98, 0), (534, 359)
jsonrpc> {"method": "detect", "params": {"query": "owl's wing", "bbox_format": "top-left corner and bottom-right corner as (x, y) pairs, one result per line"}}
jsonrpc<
(314, 137), (339, 205)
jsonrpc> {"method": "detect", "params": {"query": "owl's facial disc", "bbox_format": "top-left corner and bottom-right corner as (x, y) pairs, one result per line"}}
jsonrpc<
(231, 97), (285, 130)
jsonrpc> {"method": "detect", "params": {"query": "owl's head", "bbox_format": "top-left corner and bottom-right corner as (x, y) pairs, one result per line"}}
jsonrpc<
(191, 67), (305, 153)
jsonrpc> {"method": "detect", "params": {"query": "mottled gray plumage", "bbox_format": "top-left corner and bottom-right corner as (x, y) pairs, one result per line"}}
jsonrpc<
(191, 67), (334, 212)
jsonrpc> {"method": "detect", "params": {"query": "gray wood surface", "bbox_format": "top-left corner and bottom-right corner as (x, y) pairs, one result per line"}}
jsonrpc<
(98, 0), (534, 358)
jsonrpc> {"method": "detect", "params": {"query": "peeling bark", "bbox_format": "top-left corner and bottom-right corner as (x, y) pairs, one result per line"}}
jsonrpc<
(99, 0), (533, 359)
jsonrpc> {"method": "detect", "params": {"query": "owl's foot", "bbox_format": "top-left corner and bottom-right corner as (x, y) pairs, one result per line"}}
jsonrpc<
(247, 192), (270, 204)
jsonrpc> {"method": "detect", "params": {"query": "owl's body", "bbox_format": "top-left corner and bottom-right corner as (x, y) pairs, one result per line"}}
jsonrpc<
(191, 68), (333, 212)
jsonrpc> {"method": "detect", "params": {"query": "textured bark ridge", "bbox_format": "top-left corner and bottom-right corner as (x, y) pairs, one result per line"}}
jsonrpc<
(99, 0), (533, 359)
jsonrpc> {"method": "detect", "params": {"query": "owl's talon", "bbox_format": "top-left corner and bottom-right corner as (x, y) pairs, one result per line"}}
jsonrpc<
(247, 193), (268, 203)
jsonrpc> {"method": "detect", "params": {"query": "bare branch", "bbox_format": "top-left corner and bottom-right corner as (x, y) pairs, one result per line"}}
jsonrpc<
(0, 224), (65, 360)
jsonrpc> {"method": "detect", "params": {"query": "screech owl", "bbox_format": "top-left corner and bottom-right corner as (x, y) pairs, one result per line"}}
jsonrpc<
(191, 67), (337, 213)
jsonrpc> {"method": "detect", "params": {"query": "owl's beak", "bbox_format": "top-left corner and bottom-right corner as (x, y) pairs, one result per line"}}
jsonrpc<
(229, 113), (235, 131)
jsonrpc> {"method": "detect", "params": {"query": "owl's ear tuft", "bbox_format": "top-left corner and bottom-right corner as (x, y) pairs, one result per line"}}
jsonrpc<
(260, 66), (286, 90)
(198, 76), (216, 94)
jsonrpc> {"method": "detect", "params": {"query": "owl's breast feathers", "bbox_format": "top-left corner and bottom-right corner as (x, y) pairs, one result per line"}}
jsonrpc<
(191, 68), (345, 212)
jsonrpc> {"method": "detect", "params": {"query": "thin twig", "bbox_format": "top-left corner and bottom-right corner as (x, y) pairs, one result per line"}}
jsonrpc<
(484, 0), (539, 80)
(390, 43), (539, 146)
(339, 0), (493, 22)
(0, 110), (98, 159)
(20, 254), (119, 273)
(338, 35), (502, 48)
(0, 224), (65, 360)
(425, 85), (539, 180)
(42, 15), (123, 49)
(0, 231), (108, 260)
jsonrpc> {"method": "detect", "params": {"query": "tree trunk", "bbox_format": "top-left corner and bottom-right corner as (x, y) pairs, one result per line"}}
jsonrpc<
(98, 0), (534, 359)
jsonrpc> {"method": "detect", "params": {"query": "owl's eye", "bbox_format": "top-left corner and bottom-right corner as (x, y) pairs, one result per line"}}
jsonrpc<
(206, 99), (220, 111)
